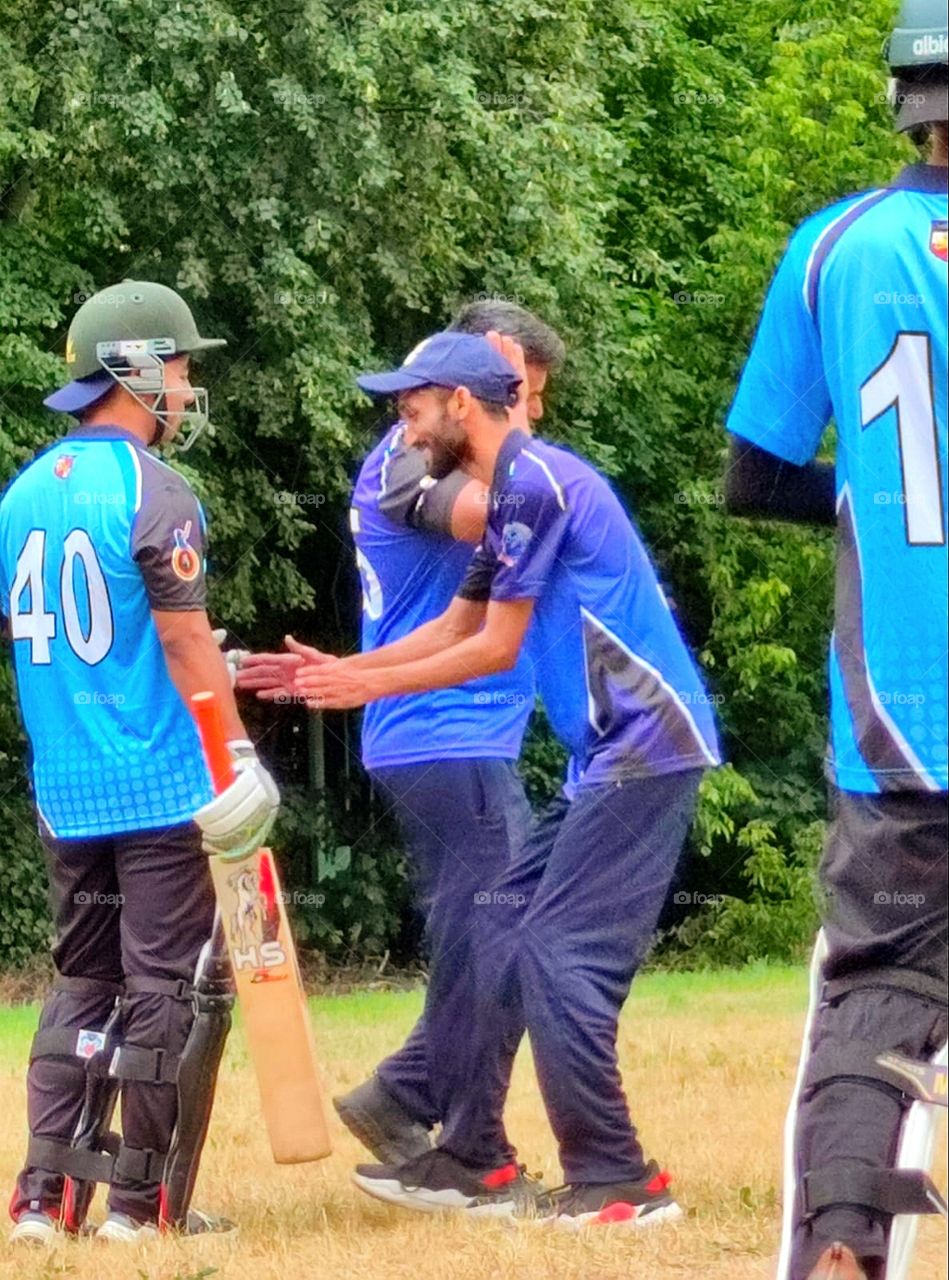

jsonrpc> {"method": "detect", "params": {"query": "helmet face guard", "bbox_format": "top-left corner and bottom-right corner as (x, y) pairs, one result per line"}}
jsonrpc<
(95, 338), (213, 452)
(44, 281), (226, 448)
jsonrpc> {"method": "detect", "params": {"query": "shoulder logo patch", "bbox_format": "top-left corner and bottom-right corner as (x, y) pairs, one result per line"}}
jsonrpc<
(171, 520), (201, 582)
(931, 220), (947, 263)
(53, 455), (75, 479)
(499, 521), (532, 567)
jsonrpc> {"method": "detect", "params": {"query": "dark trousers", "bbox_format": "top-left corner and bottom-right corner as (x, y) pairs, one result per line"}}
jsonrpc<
(14, 822), (215, 1222)
(371, 759), (531, 1133)
(432, 769), (702, 1183)
(791, 788), (949, 1280)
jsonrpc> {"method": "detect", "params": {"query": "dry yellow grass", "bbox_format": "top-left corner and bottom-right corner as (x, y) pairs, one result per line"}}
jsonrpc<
(0, 967), (944, 1280)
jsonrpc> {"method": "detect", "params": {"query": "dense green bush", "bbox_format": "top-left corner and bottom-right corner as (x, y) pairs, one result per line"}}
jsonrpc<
(1, 0), (912, 966)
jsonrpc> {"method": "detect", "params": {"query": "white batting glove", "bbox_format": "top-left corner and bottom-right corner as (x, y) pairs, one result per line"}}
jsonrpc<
(212, 628), (251, 690)
(194, 740), (280, 861)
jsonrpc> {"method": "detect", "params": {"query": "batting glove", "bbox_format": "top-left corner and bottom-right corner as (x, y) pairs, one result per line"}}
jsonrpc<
(194, 740), (280, 861)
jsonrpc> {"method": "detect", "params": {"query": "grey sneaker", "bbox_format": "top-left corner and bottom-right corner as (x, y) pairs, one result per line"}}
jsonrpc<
(10, 1210), (58, 1246)
(97, 1208), (237, 1241)
(334, 1075), (433, 1164)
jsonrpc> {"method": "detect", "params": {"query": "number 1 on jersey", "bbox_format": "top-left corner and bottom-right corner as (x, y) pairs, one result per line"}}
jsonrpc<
(861, 331), (945, 547)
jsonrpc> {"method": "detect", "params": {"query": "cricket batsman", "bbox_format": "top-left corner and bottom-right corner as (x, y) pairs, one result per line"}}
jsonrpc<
(287, 331), (722, 1224)
(239, 301), (564, 1168)
(724, 6), (948, 1277)
(0, 281), (279, 1243)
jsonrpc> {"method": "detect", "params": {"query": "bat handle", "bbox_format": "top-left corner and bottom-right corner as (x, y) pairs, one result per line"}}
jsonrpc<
(191, 691), (237, 794)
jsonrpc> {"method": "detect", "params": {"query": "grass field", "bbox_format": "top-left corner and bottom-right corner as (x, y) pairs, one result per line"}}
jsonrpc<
(0, 965), (945, 1280)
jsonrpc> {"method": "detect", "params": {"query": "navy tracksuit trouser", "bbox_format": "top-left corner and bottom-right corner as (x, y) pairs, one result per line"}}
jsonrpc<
(370, 758), (531, 1139)
(432, 769), (703, 1185)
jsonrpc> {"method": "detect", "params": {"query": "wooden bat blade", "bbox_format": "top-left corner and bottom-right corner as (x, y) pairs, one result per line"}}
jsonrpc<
(210, 846), (332, 1163)
(189, 689), (331, 1164)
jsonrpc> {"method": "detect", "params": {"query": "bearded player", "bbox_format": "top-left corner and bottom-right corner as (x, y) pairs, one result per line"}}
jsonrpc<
(725, 6), (948, 1277)
(239, 302), (564, 1166)
(0, 282), (278, 1244)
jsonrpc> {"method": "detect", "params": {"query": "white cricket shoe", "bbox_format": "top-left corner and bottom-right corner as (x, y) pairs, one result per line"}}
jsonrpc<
(10, 1210), (58, 1246)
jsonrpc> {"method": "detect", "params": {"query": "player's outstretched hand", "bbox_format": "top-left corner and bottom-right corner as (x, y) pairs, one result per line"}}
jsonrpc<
(485, 329), (530, 433)
(292, 661), (374, 711)
(235, 636), (337, 701)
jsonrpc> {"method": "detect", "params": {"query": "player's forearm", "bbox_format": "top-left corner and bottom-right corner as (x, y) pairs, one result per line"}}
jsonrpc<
(356, 630), (515, 700)
(342, 606), (480, 672)
(155, 611), (246, 740)
(725, 437), (836, 526)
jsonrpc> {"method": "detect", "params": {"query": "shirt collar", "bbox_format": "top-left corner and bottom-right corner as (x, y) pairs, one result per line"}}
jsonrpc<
(64, 423), (148, 449)
(890, 164), (949, 193)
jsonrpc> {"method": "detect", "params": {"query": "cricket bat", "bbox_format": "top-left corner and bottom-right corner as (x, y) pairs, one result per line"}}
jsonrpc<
(191, 690), (332, 1164)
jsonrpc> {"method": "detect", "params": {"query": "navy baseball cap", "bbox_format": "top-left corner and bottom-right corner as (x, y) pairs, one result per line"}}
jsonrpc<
(357, 332), (522, 404)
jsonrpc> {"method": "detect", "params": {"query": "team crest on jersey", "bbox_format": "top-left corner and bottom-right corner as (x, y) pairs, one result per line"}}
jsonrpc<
(171, 520), (201, 582)
(499, 521), (532, 567)
(931, 220), (948, 263)
(53, 455), (75, 479)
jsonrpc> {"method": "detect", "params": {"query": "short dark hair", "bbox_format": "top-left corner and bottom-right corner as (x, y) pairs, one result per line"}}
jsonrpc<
(429, 383), (510, 421)
(449, 299), (566, 370)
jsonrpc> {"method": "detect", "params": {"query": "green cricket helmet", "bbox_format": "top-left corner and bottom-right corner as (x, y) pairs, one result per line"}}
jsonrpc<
(885, 0), (948, 133)
(44, 280), (226, 450)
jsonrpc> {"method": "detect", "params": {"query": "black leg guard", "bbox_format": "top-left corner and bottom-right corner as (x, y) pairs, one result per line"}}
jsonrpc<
(19, 975), (124, 1234)
(790, 973), (948, 1280)
(160, 922), (233, 1228)
(109, 921), (233, 1229)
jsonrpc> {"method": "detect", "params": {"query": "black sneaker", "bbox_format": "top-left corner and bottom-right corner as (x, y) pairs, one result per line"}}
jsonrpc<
(334, 1075), (433, 1164)
(351, 1148), (540, 1217)
(531, 1161), (682, 1231)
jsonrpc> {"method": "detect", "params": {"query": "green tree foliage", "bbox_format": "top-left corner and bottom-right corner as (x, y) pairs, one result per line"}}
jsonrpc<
(0, 0), (912, 965)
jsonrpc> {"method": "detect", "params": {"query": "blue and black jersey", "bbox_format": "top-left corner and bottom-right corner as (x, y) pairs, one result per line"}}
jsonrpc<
(0, 425), (214, 837)
(351, 423), (535, 769)
(728, 164), (948, 794)
(459, 430), (721, 786)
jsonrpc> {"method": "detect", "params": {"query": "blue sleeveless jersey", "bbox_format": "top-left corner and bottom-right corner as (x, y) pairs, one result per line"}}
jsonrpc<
(0, 426), (215, 836)
(352, 424), (535, 769)
(728, 164), (948, 793)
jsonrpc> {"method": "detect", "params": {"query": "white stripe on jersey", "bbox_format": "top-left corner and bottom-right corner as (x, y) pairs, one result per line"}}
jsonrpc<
(125, 442), (143, 514)
(579, 605), (719, 767)
(837, 482), (942, 790)
(521, 448), (567, 510)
